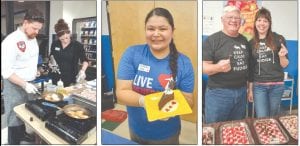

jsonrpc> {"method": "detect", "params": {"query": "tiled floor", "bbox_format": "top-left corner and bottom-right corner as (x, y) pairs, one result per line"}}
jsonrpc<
(106, 104), (198, 144)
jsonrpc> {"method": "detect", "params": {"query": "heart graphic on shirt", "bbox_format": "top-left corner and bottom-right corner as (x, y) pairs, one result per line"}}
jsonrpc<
(17, 41), (26, 52)
(158, 74), (172, 88)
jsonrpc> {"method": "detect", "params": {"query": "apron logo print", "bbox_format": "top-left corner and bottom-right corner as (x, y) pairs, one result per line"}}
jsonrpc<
(17, 41), (26, 52)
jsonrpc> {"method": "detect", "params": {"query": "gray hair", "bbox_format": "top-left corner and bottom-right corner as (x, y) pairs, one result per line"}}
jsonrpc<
(222, 5), (240, 16)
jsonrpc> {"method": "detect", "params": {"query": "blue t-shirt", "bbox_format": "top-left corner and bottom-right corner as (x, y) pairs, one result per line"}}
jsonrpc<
(117, 44), (194, 140)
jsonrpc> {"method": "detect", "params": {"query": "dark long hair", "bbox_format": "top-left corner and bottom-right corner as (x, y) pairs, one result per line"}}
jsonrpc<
(145, 7), (179, 81)
(253, 7), (275, 51)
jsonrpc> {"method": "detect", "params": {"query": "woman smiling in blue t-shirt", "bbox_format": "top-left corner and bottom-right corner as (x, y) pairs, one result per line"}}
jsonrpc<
(116, 7), (194, 144)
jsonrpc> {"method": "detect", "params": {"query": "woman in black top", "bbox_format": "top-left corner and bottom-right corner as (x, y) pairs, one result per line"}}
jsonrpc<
(248, 7), (289, 118)
(49, 19), (89, 87)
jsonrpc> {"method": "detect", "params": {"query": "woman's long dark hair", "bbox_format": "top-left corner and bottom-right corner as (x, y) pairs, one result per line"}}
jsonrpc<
(253, 7), (275, 51)
(145, 8), (179, 81)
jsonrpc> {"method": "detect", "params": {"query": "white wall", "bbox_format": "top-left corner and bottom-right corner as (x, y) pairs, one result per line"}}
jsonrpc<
(49, 1), (63, 50)
(102, 1), (109, 35)
(62, 1), (96, 30)
(49, 1), (96, 53)
(203, 1), (298, 40)
(203, 1), (223, 35)
(261, 1), (298, 40)
(1, 18), (6, 35)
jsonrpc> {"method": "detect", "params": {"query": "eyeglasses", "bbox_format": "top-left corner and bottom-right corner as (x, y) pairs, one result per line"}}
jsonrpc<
(225, 16), (241, 21)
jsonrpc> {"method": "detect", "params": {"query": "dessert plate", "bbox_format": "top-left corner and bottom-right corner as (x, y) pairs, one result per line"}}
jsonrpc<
(144, 90), (192, 122)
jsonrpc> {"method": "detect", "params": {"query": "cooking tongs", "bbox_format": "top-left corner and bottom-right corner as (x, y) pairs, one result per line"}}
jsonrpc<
(49, 55), (61, 74)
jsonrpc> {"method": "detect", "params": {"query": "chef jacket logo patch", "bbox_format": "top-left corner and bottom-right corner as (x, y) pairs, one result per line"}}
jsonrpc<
(17, 41), (26, 52)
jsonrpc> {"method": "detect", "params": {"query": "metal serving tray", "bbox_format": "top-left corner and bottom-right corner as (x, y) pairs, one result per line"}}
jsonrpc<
(219, 121), (254, 144)
(253, 118), (289, 144)
(202, 126), (214, 144)
(279, 115), (298, 140)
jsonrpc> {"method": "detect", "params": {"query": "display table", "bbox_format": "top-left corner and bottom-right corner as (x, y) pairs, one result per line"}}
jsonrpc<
(14, 104), (96, 145)
(203, 115), (298, 144)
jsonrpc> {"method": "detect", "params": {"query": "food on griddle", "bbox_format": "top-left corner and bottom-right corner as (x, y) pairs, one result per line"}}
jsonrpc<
(66, 110), (89, 119)
(80, 114), (89, 119)
(72, 87), (96, 102)
(75, 110), (84, 115)
(67, 110), (75, 116)
(44, 93), (60, 101)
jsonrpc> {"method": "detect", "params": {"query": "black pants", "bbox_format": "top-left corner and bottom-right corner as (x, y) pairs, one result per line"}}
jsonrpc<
(8, 124), (25, 144)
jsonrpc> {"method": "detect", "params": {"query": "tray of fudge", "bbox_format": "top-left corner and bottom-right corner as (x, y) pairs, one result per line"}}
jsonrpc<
(253, 118), (289, 144)
(202, 126), (214, 144)
(220, 121), (254, 144)
(279, 115), (298, 140)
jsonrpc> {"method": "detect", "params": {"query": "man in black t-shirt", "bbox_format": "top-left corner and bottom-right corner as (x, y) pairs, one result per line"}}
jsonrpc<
(203, 5), (250, 124)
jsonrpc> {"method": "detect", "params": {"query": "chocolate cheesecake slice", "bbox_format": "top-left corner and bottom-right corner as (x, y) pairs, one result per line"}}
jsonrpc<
(158, 89), (174, 110)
